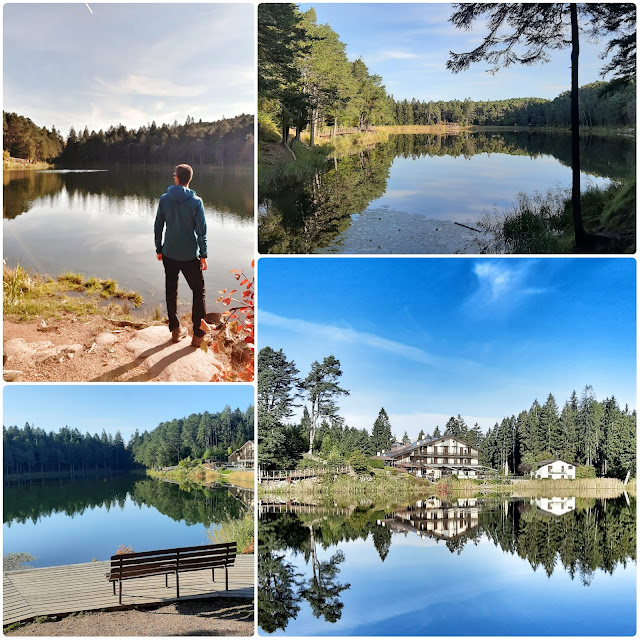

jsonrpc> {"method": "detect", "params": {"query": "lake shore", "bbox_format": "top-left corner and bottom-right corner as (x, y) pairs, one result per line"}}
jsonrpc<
(259, 469), (635, 502)
(318, 207), (493, 254)
(148, 466), (254, 490)
(4, 597), (253, 637)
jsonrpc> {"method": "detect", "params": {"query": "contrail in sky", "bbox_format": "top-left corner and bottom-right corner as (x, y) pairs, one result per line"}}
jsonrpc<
(85, 3), (93, 14)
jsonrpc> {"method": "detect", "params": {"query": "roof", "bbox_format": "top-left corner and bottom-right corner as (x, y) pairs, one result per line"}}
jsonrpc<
(536, 458), (575, 468)
(381, 435), (479, 458)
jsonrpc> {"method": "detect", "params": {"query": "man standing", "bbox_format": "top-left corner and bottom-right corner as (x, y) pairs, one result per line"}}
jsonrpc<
(154, 164), (208, 347)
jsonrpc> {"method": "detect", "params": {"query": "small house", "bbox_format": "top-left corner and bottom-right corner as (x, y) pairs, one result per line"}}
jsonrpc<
(535, 459), (576, 480)
(227, 440), (254, 468)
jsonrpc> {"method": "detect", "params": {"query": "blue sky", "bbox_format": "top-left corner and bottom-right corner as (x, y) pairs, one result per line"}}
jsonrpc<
(258, 258), (636, 438)
(3, 385), (254, 444)
(3, 3), (254, 134)
(300, 3), (617, 101)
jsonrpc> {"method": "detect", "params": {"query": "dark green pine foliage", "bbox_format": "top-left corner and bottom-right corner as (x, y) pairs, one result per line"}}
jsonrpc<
(371, 408), (393, 454)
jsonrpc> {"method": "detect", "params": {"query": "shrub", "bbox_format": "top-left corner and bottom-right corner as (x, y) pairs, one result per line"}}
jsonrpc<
(576, 465), (597, 479)
(348, 450), (370, 475)
(368, 458), (385, 469)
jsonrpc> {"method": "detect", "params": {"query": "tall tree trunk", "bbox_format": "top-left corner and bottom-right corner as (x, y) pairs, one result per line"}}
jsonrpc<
(310, 108), (316, 148)
(570, 3), (586, 247)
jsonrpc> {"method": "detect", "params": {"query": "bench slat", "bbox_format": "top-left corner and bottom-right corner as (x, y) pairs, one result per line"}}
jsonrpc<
(109, 543), (235, 561)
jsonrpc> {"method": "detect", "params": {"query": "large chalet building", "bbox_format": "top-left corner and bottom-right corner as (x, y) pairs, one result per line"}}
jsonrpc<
(374, 435), (493, 480)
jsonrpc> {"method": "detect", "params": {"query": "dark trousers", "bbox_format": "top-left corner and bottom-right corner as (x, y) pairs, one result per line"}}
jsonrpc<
(163, 256), (206, 337)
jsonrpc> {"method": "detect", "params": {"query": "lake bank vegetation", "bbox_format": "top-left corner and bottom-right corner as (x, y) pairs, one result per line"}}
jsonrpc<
(479, 179), (636, 253)
(148, 466), (254, 491)
(258, 346), (636, 499)
(3, 111), (253, 167)
(3, 263), (145, 323)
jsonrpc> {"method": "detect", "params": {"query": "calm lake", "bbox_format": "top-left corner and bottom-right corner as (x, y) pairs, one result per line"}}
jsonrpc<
(258, 131), (635, 254)
(3, 167), (254, 311)
(3, 474), (253, 567)
(258, 495), (636, 636)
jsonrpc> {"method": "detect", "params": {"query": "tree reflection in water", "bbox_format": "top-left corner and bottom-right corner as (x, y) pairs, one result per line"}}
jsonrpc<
(258, 496), (636, 632)
(258, 131), (635, 254)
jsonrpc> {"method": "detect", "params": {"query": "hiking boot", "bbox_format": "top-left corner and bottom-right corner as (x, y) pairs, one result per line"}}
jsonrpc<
(171, 326), (188, 343)
(191, 334), (204, 348)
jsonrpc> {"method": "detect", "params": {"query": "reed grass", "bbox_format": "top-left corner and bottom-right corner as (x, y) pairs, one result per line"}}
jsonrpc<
(207, 511), (254, 554)
(512, 477), (634, 499)
(3, 263), (145, 322)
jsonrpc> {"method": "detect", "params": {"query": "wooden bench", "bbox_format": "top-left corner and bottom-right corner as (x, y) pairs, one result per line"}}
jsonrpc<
(106, 542), (236, 604)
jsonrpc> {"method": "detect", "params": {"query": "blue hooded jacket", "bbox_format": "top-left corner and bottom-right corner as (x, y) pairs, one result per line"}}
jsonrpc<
(154, 185), (207, 261)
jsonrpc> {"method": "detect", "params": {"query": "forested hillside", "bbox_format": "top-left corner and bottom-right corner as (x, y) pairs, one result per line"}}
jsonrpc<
(130, 405), (254, 468)
(3, 423), (132, 475)
(258, 347), (636, 479)
(4, 404), (254, 476)
(392, 82), (636, 128)
(3, 112), (254, 167)
(259, 3), (635, 146)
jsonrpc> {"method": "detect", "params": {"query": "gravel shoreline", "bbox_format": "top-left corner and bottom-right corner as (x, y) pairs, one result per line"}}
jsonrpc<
(4, 598), (254, 637)
(319, 207), (494, 254)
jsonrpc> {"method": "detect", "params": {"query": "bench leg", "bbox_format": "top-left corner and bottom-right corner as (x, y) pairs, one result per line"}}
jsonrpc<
(176, 571), (180, 599)
(165, 574), (168, 588)
(119, 581), (122, 605)
(212, 568), (215, 582)
(225, 566), (228, 591)
(112, 581), (116, 596)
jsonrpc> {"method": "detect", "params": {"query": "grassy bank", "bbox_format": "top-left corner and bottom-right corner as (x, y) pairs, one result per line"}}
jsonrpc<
(3, 263), (146, 322)
(512, 477), (635, 499)
(260, 469), (635, 502)
(479, 179), (635, 253)
(3, 155), (52, 171)
(148, 466), (254, 490)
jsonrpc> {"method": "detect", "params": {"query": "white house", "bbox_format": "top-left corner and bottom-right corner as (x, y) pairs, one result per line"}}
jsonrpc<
(535, 497), (576, 516)
(535, 459), (576, 480)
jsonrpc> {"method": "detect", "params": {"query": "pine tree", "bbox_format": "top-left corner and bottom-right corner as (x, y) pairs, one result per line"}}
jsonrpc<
(371, 408), (393, 454)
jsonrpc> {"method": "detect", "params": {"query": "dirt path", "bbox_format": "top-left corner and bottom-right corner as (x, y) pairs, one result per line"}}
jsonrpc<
(4, 597), (253, 636)
(3, 315), (251, 382)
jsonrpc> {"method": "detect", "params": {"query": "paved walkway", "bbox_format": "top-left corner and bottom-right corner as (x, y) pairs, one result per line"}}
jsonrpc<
(3, 555), (253, 626)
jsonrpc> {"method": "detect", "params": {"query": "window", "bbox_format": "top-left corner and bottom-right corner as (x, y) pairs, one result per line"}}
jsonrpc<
(548, 466), (552, 472)
(568, 465), (573, 470)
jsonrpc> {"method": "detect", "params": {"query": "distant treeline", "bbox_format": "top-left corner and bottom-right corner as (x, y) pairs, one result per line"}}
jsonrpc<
(479, 386), (636, 478)
(3, 424), (133, 476)
(259, 3), (635, 146)
(3, 112), (254, 167)
(392, 82), (636, 128)
(130, 406), (254, 469)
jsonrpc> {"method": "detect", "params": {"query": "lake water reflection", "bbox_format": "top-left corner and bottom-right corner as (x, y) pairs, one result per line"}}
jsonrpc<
(3, 168), (254, 310)
(258, 496), (636, 635)
(3, 474), (253, 567)
(258, 131), (635, 254)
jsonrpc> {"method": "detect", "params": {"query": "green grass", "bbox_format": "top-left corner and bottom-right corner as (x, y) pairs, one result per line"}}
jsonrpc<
(259, 140), (331, 196)
(3, 264), (145, 321)
(479, 179), (636, 253)
(207, 510), (254, 553)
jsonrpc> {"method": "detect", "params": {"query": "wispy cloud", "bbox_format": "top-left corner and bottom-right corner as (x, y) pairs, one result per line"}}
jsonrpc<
(469, 260), (548, 308)
(92, 75), (207, 98)
(369, 49), (419, 63)
(259, 310), (437, 364)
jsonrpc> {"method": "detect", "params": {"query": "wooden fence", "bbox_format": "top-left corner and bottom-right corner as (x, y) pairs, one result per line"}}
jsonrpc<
(258, 465), (352, 482)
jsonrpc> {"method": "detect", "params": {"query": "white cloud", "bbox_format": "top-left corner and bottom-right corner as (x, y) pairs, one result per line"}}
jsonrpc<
(259, 310), (437, 365)
(469, 261), (548, 308)
(92, 75), (207, 98)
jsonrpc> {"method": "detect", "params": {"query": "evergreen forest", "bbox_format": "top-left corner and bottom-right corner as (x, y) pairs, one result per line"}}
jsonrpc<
(258, 346), (636, 479)
(3, 404), (254, 476)
(258, 3), (635, 145)
(3, 111), (254, 167)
